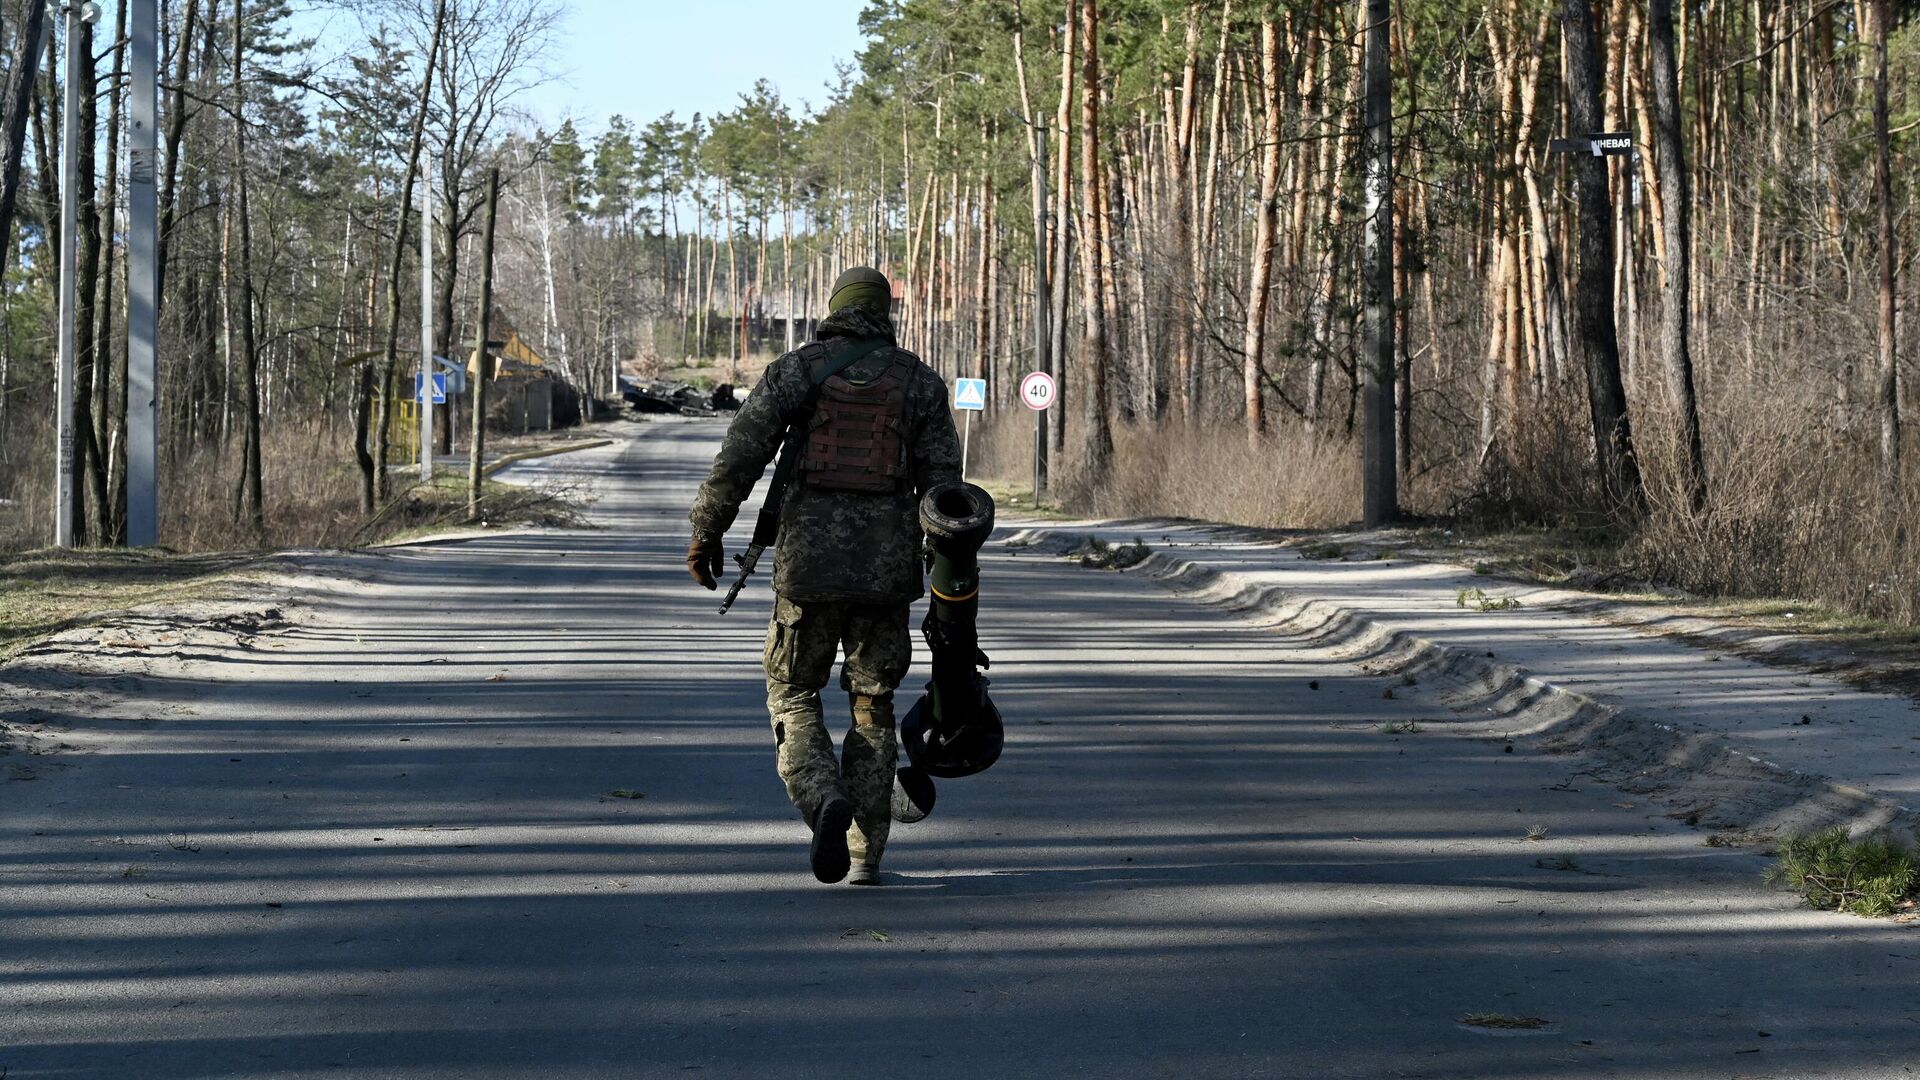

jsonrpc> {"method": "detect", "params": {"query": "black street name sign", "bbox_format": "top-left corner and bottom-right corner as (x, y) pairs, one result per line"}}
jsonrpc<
(1549, 132), (1635, 156)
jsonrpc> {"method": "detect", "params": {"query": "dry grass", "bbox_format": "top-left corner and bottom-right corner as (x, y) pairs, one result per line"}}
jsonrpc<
(163, 424), (372, 551)
(1, 421), (581, 555)
(1465, 384), (1920, 628)
(963, 383), (1920, 637)
(1627, 390), (1920, 626)
(0, 417), (55, 551)
(967, 415), (1360, 529)
(1358, 358), (1920, 632)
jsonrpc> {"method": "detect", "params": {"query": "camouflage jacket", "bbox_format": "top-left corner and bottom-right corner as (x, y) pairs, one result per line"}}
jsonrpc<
(689, 311), (962, 604)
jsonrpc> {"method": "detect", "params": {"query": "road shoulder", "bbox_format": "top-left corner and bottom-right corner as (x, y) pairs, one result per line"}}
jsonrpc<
(1002, 517), (1920, 850)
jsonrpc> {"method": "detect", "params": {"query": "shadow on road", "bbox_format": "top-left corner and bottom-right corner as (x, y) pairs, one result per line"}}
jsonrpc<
(3, 421), (1916, 1078)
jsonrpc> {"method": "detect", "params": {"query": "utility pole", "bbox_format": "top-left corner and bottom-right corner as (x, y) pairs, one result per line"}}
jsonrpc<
(1359, 0), (1397, 525)
(419, 155), (435, 481)
(54, 2), (99, 547)
(126, 0), (158, 546)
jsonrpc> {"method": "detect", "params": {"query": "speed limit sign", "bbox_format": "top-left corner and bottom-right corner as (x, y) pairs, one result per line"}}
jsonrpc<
(1020, 371), (1056, 411)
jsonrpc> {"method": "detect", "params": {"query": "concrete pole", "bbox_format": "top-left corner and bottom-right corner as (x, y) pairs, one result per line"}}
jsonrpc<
(125, 0), (158, 546)
(419, 157), (434, 481)
(53, 3), (83, 547)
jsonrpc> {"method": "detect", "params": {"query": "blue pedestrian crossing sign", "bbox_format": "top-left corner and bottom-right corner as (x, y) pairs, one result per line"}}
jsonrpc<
(414, 372), (447, 404)
(953, 378), (987, 411)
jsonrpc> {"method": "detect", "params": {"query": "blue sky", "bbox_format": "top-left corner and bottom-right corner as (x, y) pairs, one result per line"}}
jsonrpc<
(518, 1), (873, 135)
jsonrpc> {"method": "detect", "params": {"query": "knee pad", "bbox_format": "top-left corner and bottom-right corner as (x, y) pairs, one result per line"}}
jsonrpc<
(850, 692), (895, 729)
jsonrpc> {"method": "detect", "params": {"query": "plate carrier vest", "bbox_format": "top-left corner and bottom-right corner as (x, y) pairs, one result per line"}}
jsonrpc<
(798, 344), (914, 494)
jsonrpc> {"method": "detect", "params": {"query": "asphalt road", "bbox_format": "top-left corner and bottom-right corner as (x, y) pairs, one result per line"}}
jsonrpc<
(3, 418), (1918, 1079)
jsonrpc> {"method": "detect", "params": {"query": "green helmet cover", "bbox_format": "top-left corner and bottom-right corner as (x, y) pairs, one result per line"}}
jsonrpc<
(829, 266), (892, 317)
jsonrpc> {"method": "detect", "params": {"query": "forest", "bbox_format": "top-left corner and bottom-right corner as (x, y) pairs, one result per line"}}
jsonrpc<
(0, 0), (1915, 624)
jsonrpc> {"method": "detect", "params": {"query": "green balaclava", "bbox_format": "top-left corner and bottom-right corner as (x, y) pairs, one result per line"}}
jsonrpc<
(828, 266), (892, 319)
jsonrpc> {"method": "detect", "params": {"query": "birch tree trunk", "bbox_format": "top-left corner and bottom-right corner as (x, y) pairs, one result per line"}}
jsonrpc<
(1241, 12), (1282, 439)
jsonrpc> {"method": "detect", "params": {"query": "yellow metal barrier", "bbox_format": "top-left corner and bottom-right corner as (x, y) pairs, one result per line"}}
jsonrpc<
(386, 400), (419, 466)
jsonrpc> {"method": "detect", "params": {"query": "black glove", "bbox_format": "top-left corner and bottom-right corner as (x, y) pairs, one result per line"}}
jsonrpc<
(687, 534), (724, 590)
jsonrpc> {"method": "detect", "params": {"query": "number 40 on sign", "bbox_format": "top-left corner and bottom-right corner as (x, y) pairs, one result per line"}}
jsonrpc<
(1020, 371), (1055, 411)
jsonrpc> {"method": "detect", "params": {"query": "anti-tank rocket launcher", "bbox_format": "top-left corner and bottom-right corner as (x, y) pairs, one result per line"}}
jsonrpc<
(891, 481), (1004, 824)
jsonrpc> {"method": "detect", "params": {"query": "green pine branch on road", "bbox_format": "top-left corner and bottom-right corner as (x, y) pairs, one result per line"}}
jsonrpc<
(1769, 829), (1920, 918)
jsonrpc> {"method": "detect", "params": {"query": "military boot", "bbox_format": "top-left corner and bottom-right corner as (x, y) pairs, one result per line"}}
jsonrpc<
(810, 796), (854, 884)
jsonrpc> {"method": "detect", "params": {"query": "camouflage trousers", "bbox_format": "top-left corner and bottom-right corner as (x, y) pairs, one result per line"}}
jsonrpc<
(763, 595), (911, 870)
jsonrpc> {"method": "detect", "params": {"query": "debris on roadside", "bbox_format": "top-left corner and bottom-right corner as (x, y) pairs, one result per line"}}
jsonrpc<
(1456, 587), (1522, 612)
(1767, 827), (1919, 918)
(1069, 536), (1152, 570)
(1459, 1013), (1551, 1031)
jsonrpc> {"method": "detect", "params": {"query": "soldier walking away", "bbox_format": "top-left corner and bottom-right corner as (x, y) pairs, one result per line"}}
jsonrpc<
(687, 267), (962, 886)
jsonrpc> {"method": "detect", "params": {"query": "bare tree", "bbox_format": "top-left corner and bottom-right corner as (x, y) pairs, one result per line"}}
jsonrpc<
(371, 0), (449, 505)
(156, 0), (200, 307)
(417, 0), (555, 453)
(0, 1), (48, 288)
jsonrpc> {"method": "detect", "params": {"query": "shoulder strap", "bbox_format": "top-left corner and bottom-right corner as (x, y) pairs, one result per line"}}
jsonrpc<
(747, 338), (894, 549)
(802, 337), (893, 395)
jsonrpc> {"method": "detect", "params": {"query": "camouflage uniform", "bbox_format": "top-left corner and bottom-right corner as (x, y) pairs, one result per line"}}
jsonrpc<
(690, 305), (962, 874)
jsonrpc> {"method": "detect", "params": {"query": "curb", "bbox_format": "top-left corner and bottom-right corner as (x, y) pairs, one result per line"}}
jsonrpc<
(373, 439), (619, 549)
(1003, 525), (1920, 844)
(481, 438), (616, 477)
